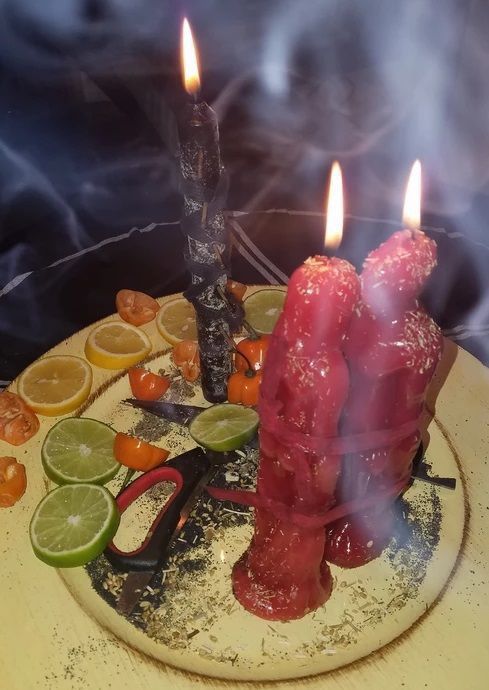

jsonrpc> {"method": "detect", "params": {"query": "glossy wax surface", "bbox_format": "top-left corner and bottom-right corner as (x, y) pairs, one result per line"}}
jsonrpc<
(325, 230), (443, 569)
(232, 256), (360, 620)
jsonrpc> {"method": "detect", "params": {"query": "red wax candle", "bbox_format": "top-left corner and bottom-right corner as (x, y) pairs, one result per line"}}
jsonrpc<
(232, 256), (360, 620)
(324, 229), (443, 568)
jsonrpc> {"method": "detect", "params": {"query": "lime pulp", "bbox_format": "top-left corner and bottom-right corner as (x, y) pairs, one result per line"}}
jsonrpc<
(29, 484), (120, 568)
(189, 404), (259, 452)
(244, 288), (286, 334)
(42, 417), (120, 485)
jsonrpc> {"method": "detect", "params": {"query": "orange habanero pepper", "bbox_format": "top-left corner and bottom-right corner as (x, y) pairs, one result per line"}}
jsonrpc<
(227, 369), (262, 407)
(172, 340), (200, 382)
(113, 433), (170, 472)
(234, 335), (270, 373)
(0, 457), (27, 508)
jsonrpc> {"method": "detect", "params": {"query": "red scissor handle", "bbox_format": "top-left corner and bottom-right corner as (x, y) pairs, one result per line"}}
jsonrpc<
(104, 448), (210, 572)
(109, 466), (183, 559)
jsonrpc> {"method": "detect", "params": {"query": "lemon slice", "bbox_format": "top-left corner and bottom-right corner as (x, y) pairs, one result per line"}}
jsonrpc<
(17, 355), (92, 416)
(244, 288), (287, 334)
(156, 296), (198, 344)
(189, 404), (259, 452)
(30, 484), (120, 568)
(85, 321), (151, 369)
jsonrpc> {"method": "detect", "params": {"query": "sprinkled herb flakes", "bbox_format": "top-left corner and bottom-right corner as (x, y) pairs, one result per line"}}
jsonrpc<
(85, 443), (447, 670)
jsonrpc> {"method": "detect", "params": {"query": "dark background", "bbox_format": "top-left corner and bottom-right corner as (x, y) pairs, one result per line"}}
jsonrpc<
(1, 0), (488, 382)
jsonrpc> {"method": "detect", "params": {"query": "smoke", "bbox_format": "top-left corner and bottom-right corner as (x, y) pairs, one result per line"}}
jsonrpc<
(0, 0), (174, 76)
(0, 0), (489, 370)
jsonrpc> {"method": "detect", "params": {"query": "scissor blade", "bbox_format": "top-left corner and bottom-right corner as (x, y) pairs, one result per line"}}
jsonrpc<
(169, 465), (215, 544)
(116, 465), (214, 614)
(117, 571), (154, 615)
(123, 399), (205, 426)
(412, 462), (456, 490)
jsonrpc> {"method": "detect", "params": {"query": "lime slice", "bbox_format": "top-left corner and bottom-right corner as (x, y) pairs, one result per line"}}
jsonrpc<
(30, 484), (120, 568)
(244, 288), (286, 334)
(42, 418), (120, 485)
(189, 404), (259, 452)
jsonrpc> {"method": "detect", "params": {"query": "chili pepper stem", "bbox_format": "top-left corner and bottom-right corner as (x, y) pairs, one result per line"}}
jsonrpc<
(119, 468), (136, 495)
(219, 326), (255, 373)
(242, 319), (260, 341)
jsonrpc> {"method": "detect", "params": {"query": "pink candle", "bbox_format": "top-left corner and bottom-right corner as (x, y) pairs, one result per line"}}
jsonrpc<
(232, 255), (360, 620)
(324, 163), (443, 568)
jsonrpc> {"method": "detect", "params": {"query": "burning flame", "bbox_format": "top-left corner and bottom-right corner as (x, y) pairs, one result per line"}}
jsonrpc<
(324, 161), (344, 251)
(403, 159), (422, 230)
(181, 18), (201, 96)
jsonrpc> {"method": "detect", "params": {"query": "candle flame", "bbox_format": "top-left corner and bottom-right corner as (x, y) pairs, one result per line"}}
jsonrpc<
(324, 161), (344, 251)
(403, 159), (422, 230)
(181, 18), (201, 96)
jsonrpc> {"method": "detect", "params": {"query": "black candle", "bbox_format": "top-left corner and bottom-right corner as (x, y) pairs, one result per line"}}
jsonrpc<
(178, 19), (242, 403)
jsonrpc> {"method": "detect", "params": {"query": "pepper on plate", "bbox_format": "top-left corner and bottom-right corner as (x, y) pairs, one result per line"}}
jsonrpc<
(128, 368), (170, 401)
(113, 433), (170, 472)
(116, 289), (160, 326)
(0, 391), (40, 446)
(172, 340), (201, 382)
(0, 457), (27, 507)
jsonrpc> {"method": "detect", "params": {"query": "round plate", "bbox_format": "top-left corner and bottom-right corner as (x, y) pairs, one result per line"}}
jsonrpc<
(0, 293), (472, 689)
(62, 354), (464, 682)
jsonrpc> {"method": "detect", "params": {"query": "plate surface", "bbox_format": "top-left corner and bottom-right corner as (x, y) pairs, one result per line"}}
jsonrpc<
(61, 347), (465, 682)
(0, 294), (485, 690)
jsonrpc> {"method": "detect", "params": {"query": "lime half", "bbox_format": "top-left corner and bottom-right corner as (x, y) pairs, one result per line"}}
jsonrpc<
(244, 288), (286, 334)
(30, 484), (120, 568)
(42, 418), (119, 485)
(189, 404), (259, 452)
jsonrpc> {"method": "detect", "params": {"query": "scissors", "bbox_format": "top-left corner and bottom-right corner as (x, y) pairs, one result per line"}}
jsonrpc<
(105, 447), (220, 615)
(411, 443), (456, 490)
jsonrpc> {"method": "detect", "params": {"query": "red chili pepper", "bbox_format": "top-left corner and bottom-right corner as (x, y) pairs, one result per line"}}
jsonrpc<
(128, 368), (170, 401)
(235, 335), (270, 373)
(227, 369), (262, 407)
(0, 457), (27, 508)
(113, 433), (170, 472)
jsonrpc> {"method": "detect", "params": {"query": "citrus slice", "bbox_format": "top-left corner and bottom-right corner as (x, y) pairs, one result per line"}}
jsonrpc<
(30, 483), (120, 568)
(85, 321), (151, 369)
(189, 404), (259, 452)
(17, 355), (92, 416)
(156, 296), (197, 344)
(244, 288), (287, 334)
(42, 418), (119, 486)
